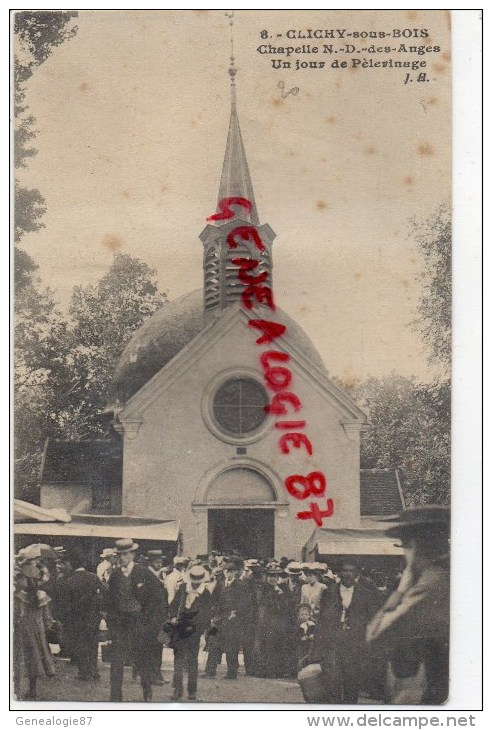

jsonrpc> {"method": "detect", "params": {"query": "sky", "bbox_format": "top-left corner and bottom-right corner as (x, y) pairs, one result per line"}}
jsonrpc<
(16, 9), (451, 383)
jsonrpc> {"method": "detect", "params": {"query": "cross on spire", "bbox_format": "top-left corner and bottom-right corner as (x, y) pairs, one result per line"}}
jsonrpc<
(225, 11), (237, 85)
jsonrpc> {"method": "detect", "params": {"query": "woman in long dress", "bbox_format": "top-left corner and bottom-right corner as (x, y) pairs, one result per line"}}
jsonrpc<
(253, 565), (297, 678)
(13, 545), (56, 700)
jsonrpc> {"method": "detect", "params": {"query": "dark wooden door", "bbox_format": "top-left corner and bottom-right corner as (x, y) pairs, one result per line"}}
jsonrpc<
(208, 509), (274, 559)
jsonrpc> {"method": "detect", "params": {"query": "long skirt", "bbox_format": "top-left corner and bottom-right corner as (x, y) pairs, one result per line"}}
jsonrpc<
(14, 602), (55, 698)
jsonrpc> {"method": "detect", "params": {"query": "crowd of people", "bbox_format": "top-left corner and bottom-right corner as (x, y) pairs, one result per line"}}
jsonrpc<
(13, 505), (450, 705)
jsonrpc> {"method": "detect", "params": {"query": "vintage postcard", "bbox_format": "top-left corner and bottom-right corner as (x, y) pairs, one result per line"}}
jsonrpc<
(13, 9), (459, 708)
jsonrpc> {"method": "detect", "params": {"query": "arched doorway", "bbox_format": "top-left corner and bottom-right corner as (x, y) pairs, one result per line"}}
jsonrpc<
(205, 467), (276, 559)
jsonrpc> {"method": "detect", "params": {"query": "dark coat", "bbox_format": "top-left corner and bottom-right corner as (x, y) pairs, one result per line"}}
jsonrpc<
(169, 583), (212, 640)
(310, 581), (381, 703)
(211, 578), (252, 649)
(311, 581), (381, 661)
(240, 575), (258, 626)
(366, 562), (450, 704)
(253, 583), (297, 678)
(107, 563), (167, 644)
(63, 569), (102, 631)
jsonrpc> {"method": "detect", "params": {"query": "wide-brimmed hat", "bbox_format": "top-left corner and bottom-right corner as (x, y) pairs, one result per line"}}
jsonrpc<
(15, 544), (43, 564)
(16, 544), (56, 563)
(189, 565), (206, 581)
(381, 505), (450, 539)
(173, 556), (189, 567)
(114, 538), (139, 554)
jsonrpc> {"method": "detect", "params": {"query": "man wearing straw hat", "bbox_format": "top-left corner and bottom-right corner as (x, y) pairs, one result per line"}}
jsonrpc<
(168, 564), (212, 701)
(106, 538), (166, 702)
(366, 505), (450, 704)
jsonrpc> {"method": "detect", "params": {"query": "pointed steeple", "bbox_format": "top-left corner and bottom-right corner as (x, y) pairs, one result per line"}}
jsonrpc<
(199, 12), (275, 318)
(213, 11), (259, 225)
(217, 83), (259, 225)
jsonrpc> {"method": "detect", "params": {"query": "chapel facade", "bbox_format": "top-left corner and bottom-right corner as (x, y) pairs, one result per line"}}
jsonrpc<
(40, 66), (404, 561)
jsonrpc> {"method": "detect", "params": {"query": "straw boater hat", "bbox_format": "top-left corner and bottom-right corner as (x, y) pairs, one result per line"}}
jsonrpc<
(302, 563), (318, 574)
(244, 559), (259, 569)
(114, 538), (139, 554)
(285, 561), (303, 575)
(173, 556), (188, 567)
(189, 565), (206, 582)
(100, 548), (116, 559)
(265, 562), (283, 575)
(381, 505), (450, 539)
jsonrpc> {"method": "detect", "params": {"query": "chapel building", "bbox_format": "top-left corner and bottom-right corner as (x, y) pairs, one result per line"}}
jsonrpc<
(40, 66), (405, 562)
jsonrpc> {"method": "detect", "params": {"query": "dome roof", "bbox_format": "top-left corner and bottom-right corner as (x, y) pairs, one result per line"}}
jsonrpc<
(111, 289), (328, 404)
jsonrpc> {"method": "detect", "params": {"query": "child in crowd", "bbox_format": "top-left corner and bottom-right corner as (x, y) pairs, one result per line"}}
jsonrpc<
(296, 603), (316, 669)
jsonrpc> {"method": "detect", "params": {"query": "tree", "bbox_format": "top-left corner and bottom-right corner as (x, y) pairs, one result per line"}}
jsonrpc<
(341, 374), (451, 506)
(333, 206), (453, 507)
(14, 282), (73, 501)
(14, 11), (78, 290)
(62, 253), (168, 438)
(411, 204), (452, 371)
(14, 252), (168, 501)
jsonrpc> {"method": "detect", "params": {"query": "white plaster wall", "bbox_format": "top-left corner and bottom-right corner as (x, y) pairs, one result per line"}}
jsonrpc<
(121, 316), (361, 558)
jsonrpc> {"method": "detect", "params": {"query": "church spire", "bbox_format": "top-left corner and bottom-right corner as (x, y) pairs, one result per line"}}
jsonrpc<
(216, 11), (259, 225)
(200, 12), (275, 317)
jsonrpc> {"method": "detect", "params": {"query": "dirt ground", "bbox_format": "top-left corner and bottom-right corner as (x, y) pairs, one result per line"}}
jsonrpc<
(19, 646), (306, 706)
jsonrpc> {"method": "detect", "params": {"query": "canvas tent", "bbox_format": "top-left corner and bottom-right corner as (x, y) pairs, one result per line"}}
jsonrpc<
(13, 503), (181, 567)
(303, 524), (405, 572)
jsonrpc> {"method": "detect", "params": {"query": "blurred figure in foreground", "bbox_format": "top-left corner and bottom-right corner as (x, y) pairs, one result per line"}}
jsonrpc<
(366, 506), (450, 705)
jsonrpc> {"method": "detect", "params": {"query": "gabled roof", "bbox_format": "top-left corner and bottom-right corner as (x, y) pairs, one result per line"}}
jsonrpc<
(111, 290), (366, 424)
(40, 439), (122, 487)
(360, 468), (405, 516)
(118, 302), (367, 423)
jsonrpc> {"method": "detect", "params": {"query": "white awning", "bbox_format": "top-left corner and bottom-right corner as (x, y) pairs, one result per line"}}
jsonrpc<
(14, 515), (180, 542)
(310, 528), (404, 556)
(14, 499), (71, 524)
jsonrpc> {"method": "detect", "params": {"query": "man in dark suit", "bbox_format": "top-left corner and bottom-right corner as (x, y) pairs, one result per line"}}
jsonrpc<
(168, 565), (212, 701)
(240, 560), (259, 676)
(106, 538), (167, 702)
(310, 561), (381, 704)
(145, 549), (169, 685)
(207, 558), (252, 679)
(61, 550), (103, 681)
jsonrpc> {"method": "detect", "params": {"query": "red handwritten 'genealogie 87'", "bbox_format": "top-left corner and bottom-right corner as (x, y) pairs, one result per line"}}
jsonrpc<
(206, 197), (334, 527)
